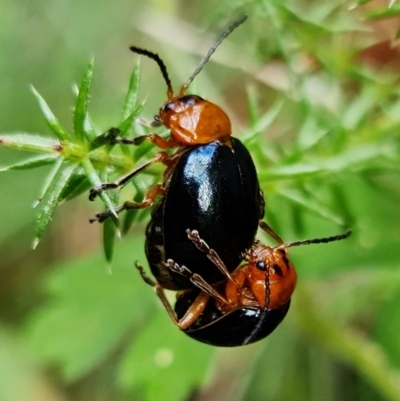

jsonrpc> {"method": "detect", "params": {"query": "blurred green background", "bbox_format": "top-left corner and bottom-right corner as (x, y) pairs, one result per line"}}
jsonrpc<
(1, 0), (400, 400)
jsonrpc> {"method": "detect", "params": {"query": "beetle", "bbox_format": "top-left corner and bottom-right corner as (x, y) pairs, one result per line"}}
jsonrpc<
(144, 137), (263, 289)
(136, 225), (351, 347)
(89, 15), (249, 222)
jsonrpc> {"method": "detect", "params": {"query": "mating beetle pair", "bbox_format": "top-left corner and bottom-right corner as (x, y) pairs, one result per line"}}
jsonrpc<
(90, 16), (351, 346)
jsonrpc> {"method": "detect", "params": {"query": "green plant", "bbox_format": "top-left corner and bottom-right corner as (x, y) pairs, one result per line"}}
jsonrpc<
(1, 1), (400, 400)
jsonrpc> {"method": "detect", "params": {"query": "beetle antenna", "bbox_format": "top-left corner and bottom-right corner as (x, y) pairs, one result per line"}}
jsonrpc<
(130, 46), (174, 99)
(180, 15), (248, 95)
(285, 229), (352, 249)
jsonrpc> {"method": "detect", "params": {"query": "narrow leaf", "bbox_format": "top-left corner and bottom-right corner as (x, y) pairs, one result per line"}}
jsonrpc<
(101, 170), (119, 263)
(119, 104), (144, 137)
(0, 154), (58, 171)
(259, 163), (325, 182)
(58, 167), (90, 203)
(242, 100), (284, 144)
(33, 156), (64, 207)
(367, 5), (400, 19)
(297, 116), (328, 152)
(31, 86), (70, 141)
(34, 161), (77, 247)
(246, 84), (261, 128)
(83, 113), (96, 141)
(122, 61), (141, 121)
(74, 59), (95, 143)
(0, 133), (61, 154)
(259, 142), (397, 183)
(277, 187), (345, 225)
(103, 218), (117, 263)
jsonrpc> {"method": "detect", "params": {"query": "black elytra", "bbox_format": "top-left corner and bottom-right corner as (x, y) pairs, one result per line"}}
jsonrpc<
(174, 289), (290, 347)
(145, 137), (263, 290)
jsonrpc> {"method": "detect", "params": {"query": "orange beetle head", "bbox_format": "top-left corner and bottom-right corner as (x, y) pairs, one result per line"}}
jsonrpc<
(248, 243), (297, 309)
(158, 94), (231, 145)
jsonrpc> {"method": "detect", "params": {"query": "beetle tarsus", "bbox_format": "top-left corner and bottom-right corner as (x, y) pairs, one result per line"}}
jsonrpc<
(135, 262), (157, 287)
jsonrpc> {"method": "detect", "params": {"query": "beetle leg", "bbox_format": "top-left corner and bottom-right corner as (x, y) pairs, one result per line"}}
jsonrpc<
(165, 259), (229, 304)
(90, 204), (129, 223)
(89, 151), (170, 201)
(90, 126), (176, 149)
(135, 262), (180, 323)
(153, 288), (210, 330)
(259, 221), (285, 245)
(185, 229), (236, 284)
(135, 262), (209, 330)
(89, 184), (166, 223)
(259, 189), (266, 219)
(130, 134), (180, 149)
(135, 261), (157, 286)
(175, 291), (210, 330)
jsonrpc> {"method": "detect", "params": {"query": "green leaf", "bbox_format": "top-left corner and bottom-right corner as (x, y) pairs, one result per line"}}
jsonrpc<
(31, 86), (70, 141)
(58, 166), (91, 203)
(103, 218), (118, 263)
(296, 116), (328, 152)
(74, 59), (95, 143)
(342, 92), (374, 130)
(246, 84), (261, 128)
(277, 187), (345, 225)
(259, 163), (325, 182)
(83, 113), (96, 141)
(120, 312), (214, 401)
(33, 156), (64, 207)
(259, 141), (398, 183)
(367, 5), (400, 19)
(242, 100), (284, 144)
(26, 238), (152, 381)
(34, 160), (78, 247)
(122, 61), (141, 121)
(119, 104), (144, 137)
(0, 133), (61, 154)
(0, 154), (58, 171)
(102, 174), (119, 263)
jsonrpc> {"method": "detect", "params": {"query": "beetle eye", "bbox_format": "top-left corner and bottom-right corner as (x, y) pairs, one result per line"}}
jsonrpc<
(256, 261), (266, 271)
(162, 102), (175, 112)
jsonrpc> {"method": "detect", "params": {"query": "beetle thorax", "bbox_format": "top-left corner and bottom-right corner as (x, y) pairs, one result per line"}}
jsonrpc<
(159, 95), (232, 145)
